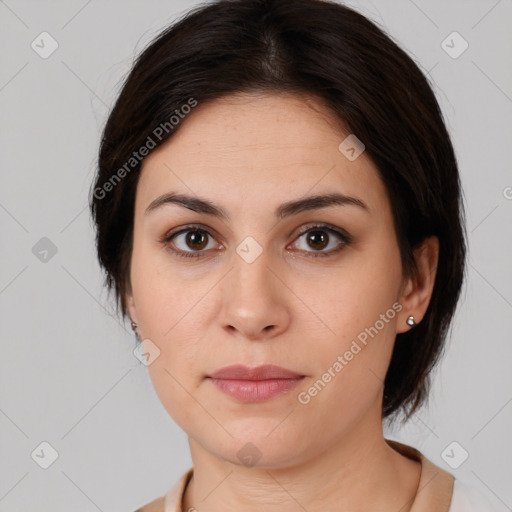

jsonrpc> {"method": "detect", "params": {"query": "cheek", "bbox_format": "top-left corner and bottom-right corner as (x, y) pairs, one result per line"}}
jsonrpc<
(298, 241), (402, 342)
(131, 240), (204, 337)
(294, 297), (399, 438)
(295, 241), (402, 402)
(130, 244), (207, 388)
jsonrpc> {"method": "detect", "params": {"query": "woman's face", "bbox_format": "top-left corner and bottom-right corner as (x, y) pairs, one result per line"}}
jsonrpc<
(127, 93), (415, 467)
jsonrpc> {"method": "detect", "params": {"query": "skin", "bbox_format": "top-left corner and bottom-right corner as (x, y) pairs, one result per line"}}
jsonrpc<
(127, 92), (439, 512)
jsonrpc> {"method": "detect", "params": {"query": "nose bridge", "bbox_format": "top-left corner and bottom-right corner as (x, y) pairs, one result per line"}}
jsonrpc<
(218, 236), (289, 338)
(231, 237), (276, 300)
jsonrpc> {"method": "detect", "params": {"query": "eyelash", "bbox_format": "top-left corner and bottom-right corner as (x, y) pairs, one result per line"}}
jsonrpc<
(159, 223), (352, 259)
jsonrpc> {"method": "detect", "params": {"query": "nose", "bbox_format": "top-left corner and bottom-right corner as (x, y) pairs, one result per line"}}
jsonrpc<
(217, 247), (291, 341)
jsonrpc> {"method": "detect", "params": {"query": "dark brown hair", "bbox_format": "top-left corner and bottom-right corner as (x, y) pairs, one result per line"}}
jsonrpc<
(89, 0), (467, 420)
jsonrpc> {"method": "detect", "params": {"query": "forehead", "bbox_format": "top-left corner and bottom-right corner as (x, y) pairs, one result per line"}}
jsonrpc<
(146, 92), (348, 165)
(137, 93), (389, 215)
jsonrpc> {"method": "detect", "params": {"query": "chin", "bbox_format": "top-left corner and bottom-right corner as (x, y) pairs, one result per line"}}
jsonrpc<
(198, 426), (312, 469)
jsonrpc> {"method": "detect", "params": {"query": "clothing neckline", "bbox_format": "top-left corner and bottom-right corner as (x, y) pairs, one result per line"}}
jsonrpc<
(164, 439), (454, 512)
(385, 439), (454, 511)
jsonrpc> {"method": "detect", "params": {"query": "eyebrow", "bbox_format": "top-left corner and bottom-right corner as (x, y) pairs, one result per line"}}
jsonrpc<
(144, 191), (369, 220)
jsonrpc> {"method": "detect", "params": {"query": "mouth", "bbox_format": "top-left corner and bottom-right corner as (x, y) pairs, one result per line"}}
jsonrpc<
(206, 364), (305, 403)
(208, 364), (304, 380)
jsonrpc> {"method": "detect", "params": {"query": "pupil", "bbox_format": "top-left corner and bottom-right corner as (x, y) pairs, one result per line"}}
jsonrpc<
(187, 230), (207, 250)
(308, 230), (328, 250)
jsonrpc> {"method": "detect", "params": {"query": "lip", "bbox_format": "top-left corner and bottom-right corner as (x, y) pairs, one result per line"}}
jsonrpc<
(208, 364), (304, 380)
(207, 364), (305, 403)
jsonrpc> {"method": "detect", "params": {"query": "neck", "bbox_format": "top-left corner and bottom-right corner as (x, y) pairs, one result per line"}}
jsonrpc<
(182, 409), (421, 512)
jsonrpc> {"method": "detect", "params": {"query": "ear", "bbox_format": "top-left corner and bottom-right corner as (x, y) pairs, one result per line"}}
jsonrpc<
(396, 236), (439, 334)
(125, 283), (138, 326)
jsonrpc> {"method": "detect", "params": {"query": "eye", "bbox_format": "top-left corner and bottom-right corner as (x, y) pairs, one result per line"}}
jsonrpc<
(160, 223), (351, 260)
(289, 223), (351, 257)
(160, 225), (221, 259)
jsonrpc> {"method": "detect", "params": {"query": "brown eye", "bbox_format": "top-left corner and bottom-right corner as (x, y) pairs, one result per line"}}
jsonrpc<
(185, 230), (209, 251)
(290, 224), (352, 258)
(306, 230), (329, 251)
(161, 226), (219, 259)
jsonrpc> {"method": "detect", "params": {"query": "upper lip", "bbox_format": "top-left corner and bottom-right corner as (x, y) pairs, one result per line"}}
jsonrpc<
(208, 364), (304, 380)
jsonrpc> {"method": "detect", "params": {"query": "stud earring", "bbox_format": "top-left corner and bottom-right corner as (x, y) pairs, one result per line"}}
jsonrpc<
(406, 315), (416, 327)
(130, 320), (141, 342)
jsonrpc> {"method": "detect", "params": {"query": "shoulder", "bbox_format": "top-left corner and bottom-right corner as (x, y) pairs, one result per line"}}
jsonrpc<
(133, 467), (193, 512)
(449, 479), (500, 512)
(132, 495), (165, 512)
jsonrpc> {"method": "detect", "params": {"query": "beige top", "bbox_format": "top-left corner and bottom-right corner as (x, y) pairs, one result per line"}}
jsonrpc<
(159, 439), (455, 512)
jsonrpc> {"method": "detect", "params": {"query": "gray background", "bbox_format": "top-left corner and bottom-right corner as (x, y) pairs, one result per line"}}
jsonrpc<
(1, 0), (511, 510)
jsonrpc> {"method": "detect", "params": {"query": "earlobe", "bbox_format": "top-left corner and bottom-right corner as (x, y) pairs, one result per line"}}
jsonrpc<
(126, 291), (138, 325)
(126, 294), (142, 343)
(396, 236), (439, 333)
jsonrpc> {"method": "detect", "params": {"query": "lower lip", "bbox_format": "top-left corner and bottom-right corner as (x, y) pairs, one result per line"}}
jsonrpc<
(208, 377), (304, 402)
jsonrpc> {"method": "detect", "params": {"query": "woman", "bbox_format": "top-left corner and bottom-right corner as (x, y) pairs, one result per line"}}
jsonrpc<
(89, 1), (497, 510)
